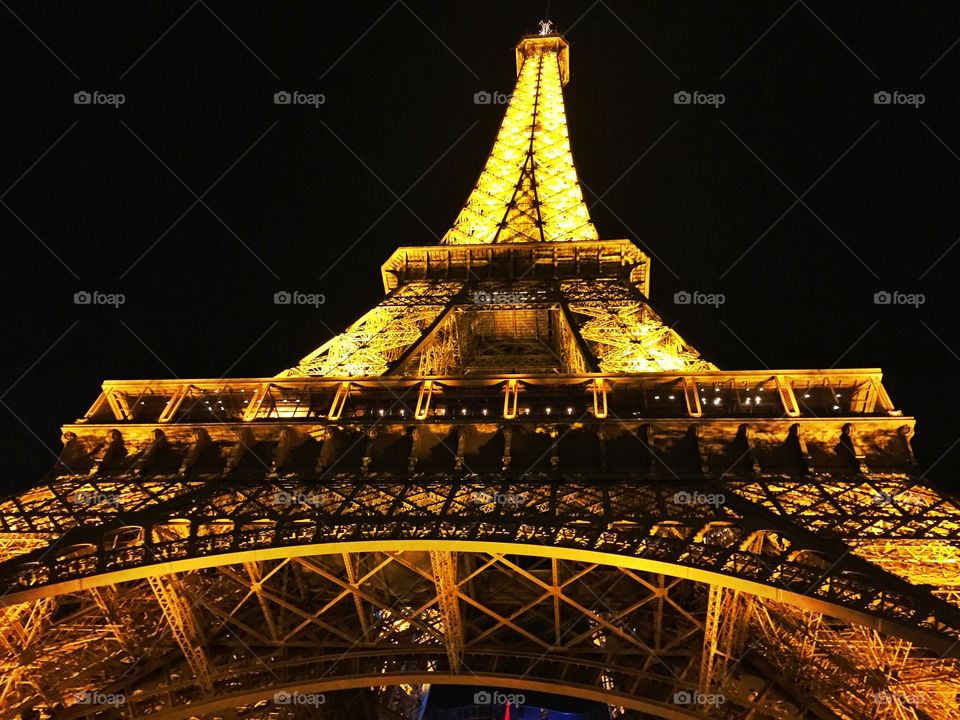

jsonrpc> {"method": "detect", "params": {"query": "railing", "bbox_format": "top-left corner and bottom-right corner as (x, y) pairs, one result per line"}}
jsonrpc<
(81, 370), (899, 426)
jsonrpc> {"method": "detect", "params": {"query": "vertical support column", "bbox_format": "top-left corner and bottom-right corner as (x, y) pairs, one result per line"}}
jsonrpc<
(328, 381), (351, 421)
(775, 375), (801, 417)
(158, 385), (190, 423)
(699, 583), (723, 695)
(592, 378), (608, 419)
(430, 550), (464, 674)
(872, 377), (897, 415)
(503, 379), (520, 419)
(0, 599), (56, 705)
(415, 380), (435, 420)
(90, 586), (142, 659)
(243, 562), (279, 642)
(105, 388), (133, 421)
(342, 552), (370, 635)
(147, 573), (214, 693)
(683, 377), (703, 418)
(242, 383), (271, 422)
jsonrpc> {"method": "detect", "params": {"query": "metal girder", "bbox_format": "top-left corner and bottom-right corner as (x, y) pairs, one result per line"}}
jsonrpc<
(430, 550), (464, 673)
(3, 540), (958, 719)
(4, 478), (960, 657)
(243, 561), (280, 642)
(147, 572), (214, 693)
(442, 34), (596, 245)
(5, 25), (960, 720)
(283, 282), (462, 377)
(560, 281), (716, 373)
(0, 598), (56, 707)
(89, 585), (143, 659)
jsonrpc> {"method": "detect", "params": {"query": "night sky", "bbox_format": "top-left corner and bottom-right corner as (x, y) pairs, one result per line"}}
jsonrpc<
(3, 1), (960, 494)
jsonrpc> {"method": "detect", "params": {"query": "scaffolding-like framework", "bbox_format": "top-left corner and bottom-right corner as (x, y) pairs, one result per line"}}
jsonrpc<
(2, 27), (959, 720)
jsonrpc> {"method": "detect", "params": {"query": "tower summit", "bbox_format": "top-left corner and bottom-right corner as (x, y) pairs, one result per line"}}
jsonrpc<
(2, 27), (960, 720)
(284, 27), (713, 378)
(442, 26), (590, 245)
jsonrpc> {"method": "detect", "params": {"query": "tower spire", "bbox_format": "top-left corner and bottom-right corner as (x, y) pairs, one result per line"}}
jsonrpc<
(441, 31), (598, 244)
(281, 34), (715, 378)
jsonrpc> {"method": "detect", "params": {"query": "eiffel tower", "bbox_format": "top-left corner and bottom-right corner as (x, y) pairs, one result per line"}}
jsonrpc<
(3, 24), (960, 720)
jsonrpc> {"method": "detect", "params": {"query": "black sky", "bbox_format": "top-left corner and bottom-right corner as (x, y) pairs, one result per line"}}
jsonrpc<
(2, 1), (960, 493)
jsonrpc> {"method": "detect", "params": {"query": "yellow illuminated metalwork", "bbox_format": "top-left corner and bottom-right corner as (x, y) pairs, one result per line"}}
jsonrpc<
(284, 282), (460, 377)
(3, 27), (960, 720)
(443, 35), (598, 245)
(283, 33), (716, 378)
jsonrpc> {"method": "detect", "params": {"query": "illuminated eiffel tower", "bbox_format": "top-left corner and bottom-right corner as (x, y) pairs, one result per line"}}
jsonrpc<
(3, 24), (960, 720)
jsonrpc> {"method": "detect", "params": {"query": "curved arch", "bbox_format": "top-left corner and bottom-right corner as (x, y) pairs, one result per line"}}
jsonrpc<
(128, 673), (702, 720)
(5, 538), (958, 656)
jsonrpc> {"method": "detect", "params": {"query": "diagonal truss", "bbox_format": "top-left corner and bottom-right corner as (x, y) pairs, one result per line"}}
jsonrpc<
(4, 23), (960, 720)
(442, 34), (597, 245)
(2, 476), (959, 719)
(282, 282), (463, 377)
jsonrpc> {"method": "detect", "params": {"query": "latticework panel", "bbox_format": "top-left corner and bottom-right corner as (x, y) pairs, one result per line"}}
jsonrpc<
(2, 484), (959, 719)
(442, 37), (597, 245)
(283, 282), (462, 377)
(560, 280), (716, 373)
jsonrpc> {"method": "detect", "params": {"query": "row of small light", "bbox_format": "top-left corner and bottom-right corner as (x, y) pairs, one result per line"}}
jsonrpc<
(138, 386), (846, 415)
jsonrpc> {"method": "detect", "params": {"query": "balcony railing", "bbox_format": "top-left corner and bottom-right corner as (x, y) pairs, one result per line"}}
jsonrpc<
(79, 370), (899, 426)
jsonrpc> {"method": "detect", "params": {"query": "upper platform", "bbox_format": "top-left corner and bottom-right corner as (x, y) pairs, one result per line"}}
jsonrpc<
(516, 33), (570, 84)
(381, 239), (649, 296)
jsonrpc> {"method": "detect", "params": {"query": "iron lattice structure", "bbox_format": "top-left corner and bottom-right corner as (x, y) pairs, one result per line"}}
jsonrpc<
(3, 29), (960, 720)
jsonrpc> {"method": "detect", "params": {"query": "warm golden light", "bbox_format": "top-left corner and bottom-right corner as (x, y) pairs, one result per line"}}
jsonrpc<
(443, 35), (597, 245)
